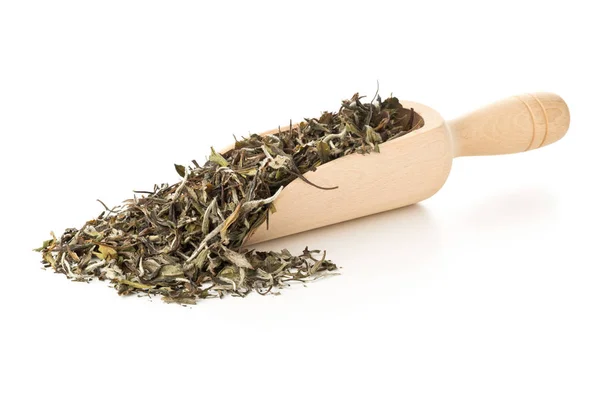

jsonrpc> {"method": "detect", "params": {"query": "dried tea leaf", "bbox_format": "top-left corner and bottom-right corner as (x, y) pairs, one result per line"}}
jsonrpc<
(34, 238), (55, 252)
(174, 164), (186, 178)
(217, 265), (246, 290)
(365, 125), (382, 152)
(220, 246), (254, 270)
(220, 203), (242, 241)
(43, 253), (57, 269)
(118, 280), (155, 290)
(209, 147), (229, 167)
(186, 248), (208, 271)
(157, 264), (184, 278)
(95, 244), (117, 260)
(269, 155), (289, 169)
(37, 90), (422, 304)
(309, 251), (327, 275)
(316, 141), (331, 163)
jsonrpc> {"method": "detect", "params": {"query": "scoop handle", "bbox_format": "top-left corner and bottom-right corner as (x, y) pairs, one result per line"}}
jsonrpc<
(449, 92), (570, 157)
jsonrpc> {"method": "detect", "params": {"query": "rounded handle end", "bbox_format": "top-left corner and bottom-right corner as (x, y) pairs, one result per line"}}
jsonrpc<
(450, 92), (570, 157)
(525, 92), (570, 149)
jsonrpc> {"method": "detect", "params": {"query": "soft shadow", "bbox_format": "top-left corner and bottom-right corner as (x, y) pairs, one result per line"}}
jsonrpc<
(462, 187), (558, 230)
(249, 204), (442, 274)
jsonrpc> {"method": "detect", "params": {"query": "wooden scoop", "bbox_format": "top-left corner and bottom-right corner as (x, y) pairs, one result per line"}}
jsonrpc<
(236, 92), (570, 245)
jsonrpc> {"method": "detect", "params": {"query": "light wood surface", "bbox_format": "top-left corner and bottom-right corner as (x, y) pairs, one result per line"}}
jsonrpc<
(234, 92), (570, 245)
(450, 93), (570, 157)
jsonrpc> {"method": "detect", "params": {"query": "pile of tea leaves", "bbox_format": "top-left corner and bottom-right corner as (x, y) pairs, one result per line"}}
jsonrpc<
(37, 92), (423, 304)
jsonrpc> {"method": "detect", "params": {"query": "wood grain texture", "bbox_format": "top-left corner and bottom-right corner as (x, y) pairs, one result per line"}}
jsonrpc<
(449, 92), (570, 157)
(234, 93), (569, 245)
(244, 102), (453, 245)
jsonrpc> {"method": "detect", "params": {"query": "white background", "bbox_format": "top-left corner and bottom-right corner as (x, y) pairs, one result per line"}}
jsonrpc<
(1, 1), (598, 399)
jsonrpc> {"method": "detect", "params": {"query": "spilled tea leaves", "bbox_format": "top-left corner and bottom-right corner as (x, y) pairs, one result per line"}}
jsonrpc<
(37, 92), (423, 304)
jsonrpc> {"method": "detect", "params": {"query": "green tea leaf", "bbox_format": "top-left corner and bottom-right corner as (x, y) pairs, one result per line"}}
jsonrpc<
(33, 238), (55, 252)
(174, 164), (186, 178)
(209, 147), (229, 167)
(316, 140), (331, 163)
